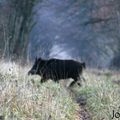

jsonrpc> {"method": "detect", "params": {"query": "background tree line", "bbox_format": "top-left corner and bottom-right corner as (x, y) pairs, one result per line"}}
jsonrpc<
(0, 0), (120, 69)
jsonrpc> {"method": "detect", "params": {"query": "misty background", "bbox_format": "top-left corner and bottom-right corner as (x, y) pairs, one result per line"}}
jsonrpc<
(0, 0), (120, 69)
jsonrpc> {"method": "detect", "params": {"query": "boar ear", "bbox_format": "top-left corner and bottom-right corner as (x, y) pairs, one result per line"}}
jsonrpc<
(82, 62), (86, 68)
(35, 57), (38, 61)
(38, 57), (42, 61)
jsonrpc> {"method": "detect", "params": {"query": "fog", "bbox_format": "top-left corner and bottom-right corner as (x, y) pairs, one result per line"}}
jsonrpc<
(28, 0), (120, 69)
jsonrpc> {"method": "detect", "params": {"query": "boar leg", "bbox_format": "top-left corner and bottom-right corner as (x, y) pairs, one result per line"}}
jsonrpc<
(41, 77), (47, 83)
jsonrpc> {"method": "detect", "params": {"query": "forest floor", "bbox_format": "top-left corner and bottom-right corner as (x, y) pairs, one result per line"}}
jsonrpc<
(0, 60), (120, 120)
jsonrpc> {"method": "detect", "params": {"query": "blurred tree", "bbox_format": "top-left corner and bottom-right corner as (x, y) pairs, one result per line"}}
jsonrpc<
(7, 0), (39, 61)
(109, 0), (120, 69)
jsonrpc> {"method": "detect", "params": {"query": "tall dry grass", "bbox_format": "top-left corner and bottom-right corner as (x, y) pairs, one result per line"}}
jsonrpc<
(0, 60), (79, 120)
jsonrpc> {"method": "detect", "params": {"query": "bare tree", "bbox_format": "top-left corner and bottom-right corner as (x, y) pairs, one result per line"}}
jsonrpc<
(8, 0), (39, 61)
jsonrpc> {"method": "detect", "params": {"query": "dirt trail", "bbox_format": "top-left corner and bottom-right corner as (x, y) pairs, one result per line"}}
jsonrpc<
(76, 96), (91, 120)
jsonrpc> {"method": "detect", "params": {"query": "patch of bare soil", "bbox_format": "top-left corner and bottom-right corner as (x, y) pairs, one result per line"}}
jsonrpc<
(76, 96), (91, 120)
(112, 80), (120, 85)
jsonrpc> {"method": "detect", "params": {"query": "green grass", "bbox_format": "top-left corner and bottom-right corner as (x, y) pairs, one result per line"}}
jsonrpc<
(72, 70), (120, 120)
